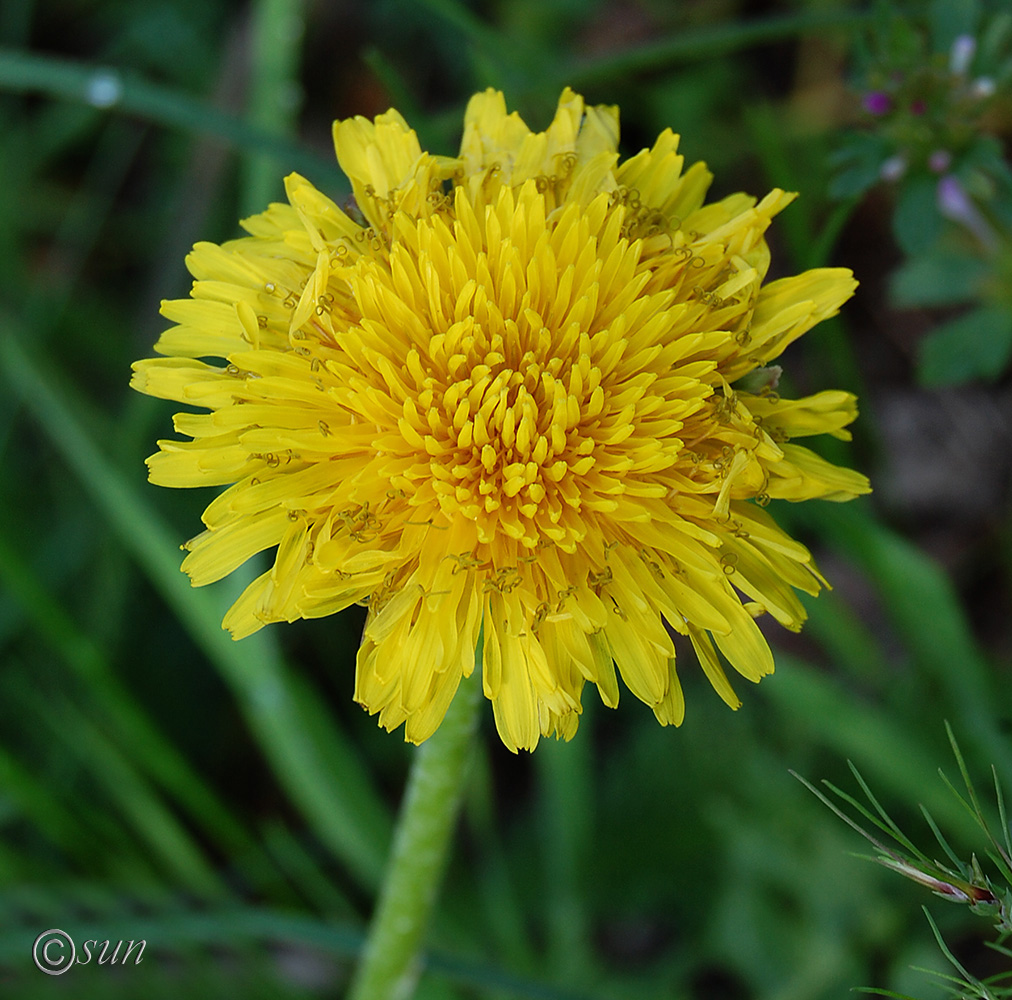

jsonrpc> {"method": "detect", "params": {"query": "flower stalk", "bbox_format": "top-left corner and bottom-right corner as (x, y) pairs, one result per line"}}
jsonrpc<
(347, 655), (483, 1000)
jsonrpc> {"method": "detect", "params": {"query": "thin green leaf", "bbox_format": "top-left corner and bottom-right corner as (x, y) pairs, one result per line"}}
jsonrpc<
(801, 589), (893, 685)
(361, 47), (433, 147)
(260, 821), (357, 917)
(947, 721), (985, 819)
(855, 990), (922, 999)
(985, 938), (1012, 959)
(413, 0), (508, 53)
(848, 760), (926, 856)
(0, 529), (259, 862)
(924, 906), (975, 981)
(790, 771), (896, 855)
(0, 47), (343, 191)
(797, 504), (1012, 795)
(559, 10), (873, 88)
(0, 743), (112, 867)
(905, 966), (983, 993)
(920, 804), (967, 871)
(0, 326), (392, 888)
(937, 769), (993, 842)
(242, 0), (307, 215)
(809, 196), (863, 270)
(44, 694), (223, 895)
(536, 711), (596, 981)
(992, 766), (1012, 866)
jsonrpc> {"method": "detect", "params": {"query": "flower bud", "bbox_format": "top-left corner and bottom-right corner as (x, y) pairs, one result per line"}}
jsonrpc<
(937, 175), (998, 250)
(880, 155), (907, 181)
(971, 77), (996, 99)
(928, 149), (952, 174)
(950, 34), (976, 75)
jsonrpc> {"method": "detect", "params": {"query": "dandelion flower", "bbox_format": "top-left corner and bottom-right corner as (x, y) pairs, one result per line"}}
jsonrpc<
(131, 89), (870, 751)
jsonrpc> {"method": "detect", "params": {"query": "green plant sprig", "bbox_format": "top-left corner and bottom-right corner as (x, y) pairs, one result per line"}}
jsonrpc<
(797, 724), (1012, 999)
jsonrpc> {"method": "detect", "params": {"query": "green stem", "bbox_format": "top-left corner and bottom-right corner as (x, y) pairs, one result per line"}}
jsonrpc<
(348, 663), (483, 1000)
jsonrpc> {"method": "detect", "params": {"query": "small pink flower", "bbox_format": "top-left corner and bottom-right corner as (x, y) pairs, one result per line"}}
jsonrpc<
(928, 149), (952, 173)
(880, 155), (907, 182)
(862, 91), (892, 115)
(938, 175), (998, 251)
(950, 34), (976, 75)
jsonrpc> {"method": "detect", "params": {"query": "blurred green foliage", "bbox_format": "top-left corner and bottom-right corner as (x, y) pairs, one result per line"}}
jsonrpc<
(801, 725), (1012, 1000)
(0, 1), (1010, 998)
(832, 0), (1012, 384)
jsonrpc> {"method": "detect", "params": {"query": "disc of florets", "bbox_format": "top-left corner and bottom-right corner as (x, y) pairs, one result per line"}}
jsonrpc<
(324, 180), (689, 555)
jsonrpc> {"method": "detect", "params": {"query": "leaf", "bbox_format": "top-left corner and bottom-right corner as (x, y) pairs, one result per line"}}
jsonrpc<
(893, 176), (945, 256)
(829, 132), (891, 201)
(890, 253), (990, 308)
(928, 0), (981, 53)
(830, 163), (883, 202)
(962, 135), (1012, 191)
(917, 305), (1012, 386)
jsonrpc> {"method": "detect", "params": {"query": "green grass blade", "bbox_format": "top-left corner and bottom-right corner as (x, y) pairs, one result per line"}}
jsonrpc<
(260, 820), (356, 917)
(23, 117), (146, 336)
(798, 504), (1012, 791)
(766, 655), (973, 837)
(0, 743), (107, 867)
(0, 894), (623, 1000)
(809, 197), (864, 270)
(0, 46), (343, 190)
(0, 529), (260, 860)
(935, 737), (1011, 876)
(413, 0), (510, 58)
(461, 743), (538, 971)
(0, 717), (161, 885)
(855, 991), (921, 999)
(937, 768), (992, 838)
(0, 326), (392, 887)
(242, 0), (307, 215)
(535, 716), (595, 981)
(560, 10), (873, 88)
(799, 589), (892, 685)
(41, 694), (224, 895)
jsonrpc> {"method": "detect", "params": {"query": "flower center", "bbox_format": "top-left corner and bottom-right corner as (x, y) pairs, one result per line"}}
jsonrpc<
(336, 180), (683, 554)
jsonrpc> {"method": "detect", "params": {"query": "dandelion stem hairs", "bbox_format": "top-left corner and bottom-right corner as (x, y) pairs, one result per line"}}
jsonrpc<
(131, 88), (870, 752)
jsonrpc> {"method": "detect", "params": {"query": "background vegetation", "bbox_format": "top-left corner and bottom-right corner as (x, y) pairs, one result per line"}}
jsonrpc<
(1, 0), (1010, 997)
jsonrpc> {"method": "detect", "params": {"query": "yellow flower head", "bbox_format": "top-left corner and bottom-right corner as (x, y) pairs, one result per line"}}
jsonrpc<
(132, 88), (870, 752)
